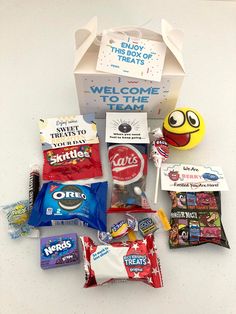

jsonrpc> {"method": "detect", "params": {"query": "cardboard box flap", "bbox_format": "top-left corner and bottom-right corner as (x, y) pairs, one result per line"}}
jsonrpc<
(161, 19), (185, 72)
(74, 16), (98, 70)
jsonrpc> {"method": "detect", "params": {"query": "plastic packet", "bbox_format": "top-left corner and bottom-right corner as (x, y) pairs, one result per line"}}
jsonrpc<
(80, 235), (163, 288)
(107, 143), (152, 213)
(39, 114), (102, 181)
(2, 200), (37, 239)
(28, 181), (108, 232)
(168, 191), (230, 248)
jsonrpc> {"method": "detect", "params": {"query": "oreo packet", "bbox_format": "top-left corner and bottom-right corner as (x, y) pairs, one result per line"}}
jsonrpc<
(28, 181), (108, 231)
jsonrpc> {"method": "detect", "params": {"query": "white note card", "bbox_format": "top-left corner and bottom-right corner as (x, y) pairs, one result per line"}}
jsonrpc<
(96, 32), (167, 82)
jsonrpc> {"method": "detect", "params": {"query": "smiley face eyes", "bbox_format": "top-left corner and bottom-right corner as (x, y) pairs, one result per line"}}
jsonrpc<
(168, 110), (185, 128)
(168, 110), (200, 129)
(186, 111), (200, 128)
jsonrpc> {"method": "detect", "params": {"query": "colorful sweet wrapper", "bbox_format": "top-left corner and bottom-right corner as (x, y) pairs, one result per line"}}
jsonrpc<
(80, 235), (163, 288)
(28, 181), (108, 232)
(138, 209), (171, 237)
(150, 128), (169, 204)
(1, 165), (41, 239)
(39, 114), (102, 181)
(168, 191), (230, 249)
(28, 164), (41, 237)
(40, 233), (79, 269)
(2, 200), (38, 239)
(107, 143), (153, 213)
(98, 214), (138, 243)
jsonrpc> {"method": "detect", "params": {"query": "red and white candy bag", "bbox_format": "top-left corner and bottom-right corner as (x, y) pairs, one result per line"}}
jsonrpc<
(80, 235), (163, 288)
(39, 114), (102, 181)
(106, 113), (152, 213)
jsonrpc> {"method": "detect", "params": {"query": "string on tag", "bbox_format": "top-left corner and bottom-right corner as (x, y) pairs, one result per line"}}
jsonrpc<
(94, 27), (143, 46)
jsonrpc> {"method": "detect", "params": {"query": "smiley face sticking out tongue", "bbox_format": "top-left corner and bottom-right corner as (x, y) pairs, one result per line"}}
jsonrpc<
(163, 128), (190, 147)
(162, 108), (205, 150)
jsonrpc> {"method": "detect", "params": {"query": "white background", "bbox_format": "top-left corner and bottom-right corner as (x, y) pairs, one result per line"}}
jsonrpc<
(0, 1), (236, 314)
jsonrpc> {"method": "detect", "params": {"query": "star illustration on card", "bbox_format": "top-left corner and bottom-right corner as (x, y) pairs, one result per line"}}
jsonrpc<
(152, 267), (159, 275)
(133, 272), (140, 279)
(147, 277), (153, 284)
(132, 243), (139, 250)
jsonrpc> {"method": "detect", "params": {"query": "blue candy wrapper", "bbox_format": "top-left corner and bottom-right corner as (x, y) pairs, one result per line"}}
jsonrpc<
(28, 181), (108, 231)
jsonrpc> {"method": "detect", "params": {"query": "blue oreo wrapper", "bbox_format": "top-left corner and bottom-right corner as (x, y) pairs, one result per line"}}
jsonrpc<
(28, 181), (108, 231)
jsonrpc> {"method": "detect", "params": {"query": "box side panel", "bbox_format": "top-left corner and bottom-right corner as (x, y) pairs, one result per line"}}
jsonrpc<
(75, 73), (184, 119)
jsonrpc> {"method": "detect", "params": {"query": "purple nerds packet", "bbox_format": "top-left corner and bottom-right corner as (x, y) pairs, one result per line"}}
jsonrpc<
(40, 233), (79, 269)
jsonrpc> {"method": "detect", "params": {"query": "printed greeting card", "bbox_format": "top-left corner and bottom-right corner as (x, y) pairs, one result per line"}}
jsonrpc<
(96, 32), (166, 82)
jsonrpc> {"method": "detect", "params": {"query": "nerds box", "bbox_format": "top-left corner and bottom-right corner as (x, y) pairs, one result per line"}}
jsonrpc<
(74, 17), (185, 119)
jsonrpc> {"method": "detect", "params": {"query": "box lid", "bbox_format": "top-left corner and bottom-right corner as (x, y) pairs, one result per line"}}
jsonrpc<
(74, 17), (185, 76)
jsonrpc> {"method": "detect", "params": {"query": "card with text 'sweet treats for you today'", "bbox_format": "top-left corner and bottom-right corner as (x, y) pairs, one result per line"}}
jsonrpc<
(96, 32), (167, 82)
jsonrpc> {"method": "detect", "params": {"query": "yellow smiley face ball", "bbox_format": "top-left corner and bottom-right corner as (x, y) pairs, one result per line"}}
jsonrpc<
(162, 107), (205, 150)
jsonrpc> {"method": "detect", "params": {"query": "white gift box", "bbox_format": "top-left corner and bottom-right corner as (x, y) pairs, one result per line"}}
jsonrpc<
(74, 17), (185, 119)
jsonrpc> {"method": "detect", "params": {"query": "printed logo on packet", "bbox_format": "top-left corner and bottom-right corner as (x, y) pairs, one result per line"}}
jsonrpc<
(43, 240), (73, 257)
(52, 185), (87, 211)
(108, 144), (144, 185)
(123, 244), (150, 278)
(47, 146), (92, 166)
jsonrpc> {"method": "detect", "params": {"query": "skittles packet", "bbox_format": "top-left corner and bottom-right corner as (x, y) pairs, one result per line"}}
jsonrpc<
(80, 235), (163, 288)
(39, 114), (102, 181)
(168, 191), (229, 249)
(28, 181), (108, 231)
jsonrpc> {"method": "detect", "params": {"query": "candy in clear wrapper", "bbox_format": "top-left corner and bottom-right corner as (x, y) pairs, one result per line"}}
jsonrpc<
(80, 235), (163, 288)
(168, 191), (230, 248)
(28, 181), (108, 232)
(2, 200), (37, 239)
(150, 128), (169, 167)
(108, 143), (152, 213)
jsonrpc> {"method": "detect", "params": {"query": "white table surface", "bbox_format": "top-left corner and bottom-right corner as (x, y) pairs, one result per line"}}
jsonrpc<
(0, 1), (236, 314)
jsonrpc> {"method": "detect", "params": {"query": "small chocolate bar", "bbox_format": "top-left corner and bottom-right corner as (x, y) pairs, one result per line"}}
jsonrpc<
(40, 233), (79, 269)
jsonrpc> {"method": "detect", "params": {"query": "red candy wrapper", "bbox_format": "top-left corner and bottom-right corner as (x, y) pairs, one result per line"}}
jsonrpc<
(80, 235), (163, 288)
(108, 143), (152, 213)
(43, 144), (102, 181)
(39, 114), (102, 181)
